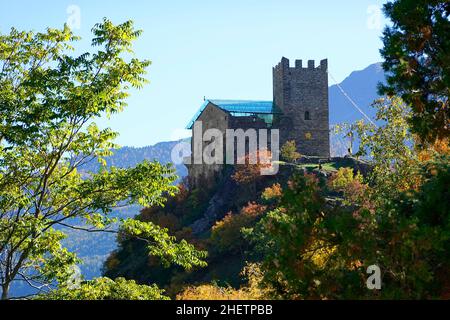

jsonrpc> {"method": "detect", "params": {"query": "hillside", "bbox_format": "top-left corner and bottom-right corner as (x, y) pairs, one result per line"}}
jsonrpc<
(103, 157), (371, 297)
(9, 62), (385, 298)
(99, 62), (386, 296)
(69, 62), (387, 276)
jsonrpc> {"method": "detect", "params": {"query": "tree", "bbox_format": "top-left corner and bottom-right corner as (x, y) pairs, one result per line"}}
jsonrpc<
(280, 140), (301, 163)
(328, 167), (366, 204)
(41, 277), (170, 300)
(0, 19), (206, 300)
(379, 0), (450, 144)
(248, 172), (335, 299)
(231, 150), (273, 185)
(249, 97), (450, 299)
(352, 97), (420, 201)
(210, 202), (266, 254)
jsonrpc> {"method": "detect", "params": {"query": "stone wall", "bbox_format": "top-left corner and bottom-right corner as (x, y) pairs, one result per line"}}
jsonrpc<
(186, 103), (229, 187)
(273, 57), (330, 157)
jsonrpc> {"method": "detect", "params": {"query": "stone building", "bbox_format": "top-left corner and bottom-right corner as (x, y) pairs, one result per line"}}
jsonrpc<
(185, 57), (330, 186)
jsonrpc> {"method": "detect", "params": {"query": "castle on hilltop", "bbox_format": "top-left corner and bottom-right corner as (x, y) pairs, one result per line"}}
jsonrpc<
(185, 57), (330, 186)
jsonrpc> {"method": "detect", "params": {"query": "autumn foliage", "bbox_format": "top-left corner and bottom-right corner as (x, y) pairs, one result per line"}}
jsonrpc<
(211, 202), (266, 254)
(231, 150), (273, 184)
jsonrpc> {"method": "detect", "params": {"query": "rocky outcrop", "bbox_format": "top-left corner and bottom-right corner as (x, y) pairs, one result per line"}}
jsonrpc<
(189, 171), (238, 235)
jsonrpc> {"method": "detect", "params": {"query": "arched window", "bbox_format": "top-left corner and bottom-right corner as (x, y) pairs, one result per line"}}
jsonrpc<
(305, 111), (311, 120)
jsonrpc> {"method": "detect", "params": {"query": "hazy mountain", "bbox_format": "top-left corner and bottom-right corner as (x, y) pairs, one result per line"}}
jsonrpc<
(329, 62), (385, 125)
(329, 62), (386, 156)
(79, 140), (188, 179)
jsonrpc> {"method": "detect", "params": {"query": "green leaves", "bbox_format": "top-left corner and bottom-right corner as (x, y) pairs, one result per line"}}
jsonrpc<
(248, 172), (331, 299)
(0, 18), (150, 147)
(78, 160), (178, 213)
(121, 219), (207, 270)
(339, 97), (418, 204)
(280, 140), (301, 163)
(42, 277), (170, 300)
(0, 19), (205, 299)
(379, 0), (450, 143)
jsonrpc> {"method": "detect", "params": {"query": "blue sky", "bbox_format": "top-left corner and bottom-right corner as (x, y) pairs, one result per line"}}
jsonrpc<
(0, 0), (388, 147)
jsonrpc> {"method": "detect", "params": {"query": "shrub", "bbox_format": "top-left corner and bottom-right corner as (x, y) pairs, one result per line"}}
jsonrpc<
(211, 203), (266, 254)
(176, 263), (268, 300)
(280, 140), (301, 163)
(262, 183), (283, 202)
(43, 277), (169, 300)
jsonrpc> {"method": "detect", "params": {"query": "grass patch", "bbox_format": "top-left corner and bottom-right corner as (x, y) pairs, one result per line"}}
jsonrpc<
(298, 162), (341, 172)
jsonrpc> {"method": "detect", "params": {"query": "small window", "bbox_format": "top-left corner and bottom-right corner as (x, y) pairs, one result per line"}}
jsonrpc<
(305, 111), (311, 120)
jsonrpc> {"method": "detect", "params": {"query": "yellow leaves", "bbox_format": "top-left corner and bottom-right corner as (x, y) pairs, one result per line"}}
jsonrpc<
(210, 204), (263, 253)
(418, 137), (450, 162)
(302, 239), (337, 270)
(177, 263), (268, 300)
(328, 167), (364, 196)
(280, 140), (301, 162)
(432, 137), (450, 154)
(176, 284), (249, 300)
(261, 183), (283, 200)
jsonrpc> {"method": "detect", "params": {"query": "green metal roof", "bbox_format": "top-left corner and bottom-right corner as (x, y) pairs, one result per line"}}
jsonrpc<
(186, 99), (281, 129)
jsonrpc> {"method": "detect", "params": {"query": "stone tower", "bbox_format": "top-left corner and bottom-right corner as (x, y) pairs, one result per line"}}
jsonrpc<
(273, 57), (330, 157)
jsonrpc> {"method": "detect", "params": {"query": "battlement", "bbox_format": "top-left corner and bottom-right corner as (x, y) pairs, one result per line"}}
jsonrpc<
(272, 56), (330, 158)
(273, 57), (328, 73)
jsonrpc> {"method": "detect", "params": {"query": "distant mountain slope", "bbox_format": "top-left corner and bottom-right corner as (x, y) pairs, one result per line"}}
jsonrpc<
(329, 62), (385, 125)
(329, 62), (386, 156)
(80, 140), (188, 179)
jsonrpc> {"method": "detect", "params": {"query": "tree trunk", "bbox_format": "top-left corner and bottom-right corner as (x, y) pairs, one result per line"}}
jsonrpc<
(1, 283), (9, 300)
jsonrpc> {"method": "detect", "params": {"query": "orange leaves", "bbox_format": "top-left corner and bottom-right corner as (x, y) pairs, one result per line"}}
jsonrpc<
(262, 183), (283, 201)
(211, 202), (267, 253)
(418, 137), (450, 162)
(241, 201), (267, 217)
(231, 150), (273, 185)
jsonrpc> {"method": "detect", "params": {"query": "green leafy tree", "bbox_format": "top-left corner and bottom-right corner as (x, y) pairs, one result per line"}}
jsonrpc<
(0, 19), (206, 300)
(352, 97), (420, 203)
(41, 277), (170, 300)
(247, 172), (333, 299)
(280, 140), (301, 163)
(379, 0), (450, 143)
(210, 202), (266, 254)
